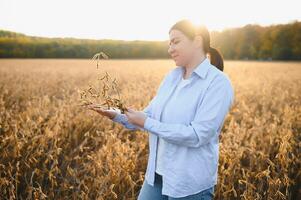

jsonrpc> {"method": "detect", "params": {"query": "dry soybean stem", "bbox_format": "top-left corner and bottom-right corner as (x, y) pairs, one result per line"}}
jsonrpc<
(79, 52), (128, 114)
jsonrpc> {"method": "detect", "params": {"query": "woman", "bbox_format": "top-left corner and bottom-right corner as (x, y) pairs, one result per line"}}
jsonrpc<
(87, 19), (234, 200)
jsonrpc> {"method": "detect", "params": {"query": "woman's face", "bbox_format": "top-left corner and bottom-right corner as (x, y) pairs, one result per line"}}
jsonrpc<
(168, 29), (197, 67)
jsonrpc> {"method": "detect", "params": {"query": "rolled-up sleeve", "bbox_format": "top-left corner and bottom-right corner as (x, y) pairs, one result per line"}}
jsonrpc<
(143, 75), (234, 148)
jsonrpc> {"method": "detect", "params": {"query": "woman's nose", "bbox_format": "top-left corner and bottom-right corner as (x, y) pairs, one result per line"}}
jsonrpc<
(168, 46), (175, 55)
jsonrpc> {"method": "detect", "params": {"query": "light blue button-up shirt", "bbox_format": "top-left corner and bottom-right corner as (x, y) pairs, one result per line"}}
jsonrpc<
(112, 57), (234, 198)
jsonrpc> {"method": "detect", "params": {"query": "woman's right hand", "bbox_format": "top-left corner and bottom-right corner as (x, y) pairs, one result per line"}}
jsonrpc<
(86, 104), (117, 120)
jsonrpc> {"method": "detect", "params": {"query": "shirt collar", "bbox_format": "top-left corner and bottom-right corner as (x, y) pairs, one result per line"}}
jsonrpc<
(176, 57), (211, 79)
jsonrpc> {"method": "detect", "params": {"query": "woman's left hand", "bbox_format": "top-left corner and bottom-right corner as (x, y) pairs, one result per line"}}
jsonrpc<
(125, 108), (147, 128)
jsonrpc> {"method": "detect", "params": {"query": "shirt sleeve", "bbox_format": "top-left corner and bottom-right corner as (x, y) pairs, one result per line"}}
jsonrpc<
(143, 75), (234, 148)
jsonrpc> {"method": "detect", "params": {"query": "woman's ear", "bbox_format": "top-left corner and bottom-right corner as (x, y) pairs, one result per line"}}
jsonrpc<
(192, 35), (203, 49)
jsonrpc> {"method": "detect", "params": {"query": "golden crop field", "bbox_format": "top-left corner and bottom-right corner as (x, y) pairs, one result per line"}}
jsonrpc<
(0, 59), (300, 200)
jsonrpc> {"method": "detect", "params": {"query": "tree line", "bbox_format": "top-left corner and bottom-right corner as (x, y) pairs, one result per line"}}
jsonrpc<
(0, 21), (300, 60)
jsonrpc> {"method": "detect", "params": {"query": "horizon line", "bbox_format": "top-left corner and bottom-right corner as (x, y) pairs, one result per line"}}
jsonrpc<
(1, 19), (299, 42)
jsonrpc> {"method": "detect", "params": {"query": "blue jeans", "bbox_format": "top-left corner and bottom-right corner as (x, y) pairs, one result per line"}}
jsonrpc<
(138, 172), (215, 200)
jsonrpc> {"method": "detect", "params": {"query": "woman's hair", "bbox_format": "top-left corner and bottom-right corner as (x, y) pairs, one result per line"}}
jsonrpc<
(169, 19), (224, 71)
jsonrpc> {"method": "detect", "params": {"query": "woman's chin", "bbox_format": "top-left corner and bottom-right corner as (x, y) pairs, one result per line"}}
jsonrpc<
(174, 60), (183, 66)
(172, 58), (178, 64)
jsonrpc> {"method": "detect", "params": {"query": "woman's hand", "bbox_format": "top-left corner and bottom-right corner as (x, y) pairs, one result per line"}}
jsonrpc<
(85, 104), (117, 119)
(124, 108), (147, 128)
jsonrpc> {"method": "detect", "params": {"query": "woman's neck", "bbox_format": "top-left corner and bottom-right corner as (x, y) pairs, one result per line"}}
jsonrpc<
(183, 53), (207, 79)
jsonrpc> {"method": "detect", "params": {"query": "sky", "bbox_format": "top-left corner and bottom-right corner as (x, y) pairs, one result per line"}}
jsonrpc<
(0, 0), (300, 41)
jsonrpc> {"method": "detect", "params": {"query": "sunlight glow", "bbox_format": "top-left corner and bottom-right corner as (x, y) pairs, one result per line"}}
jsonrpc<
(0, 0), (300, 41)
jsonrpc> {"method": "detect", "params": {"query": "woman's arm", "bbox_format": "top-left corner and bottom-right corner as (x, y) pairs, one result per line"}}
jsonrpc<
(143, 75), (234, 148)
(111, 101), (153, 131)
